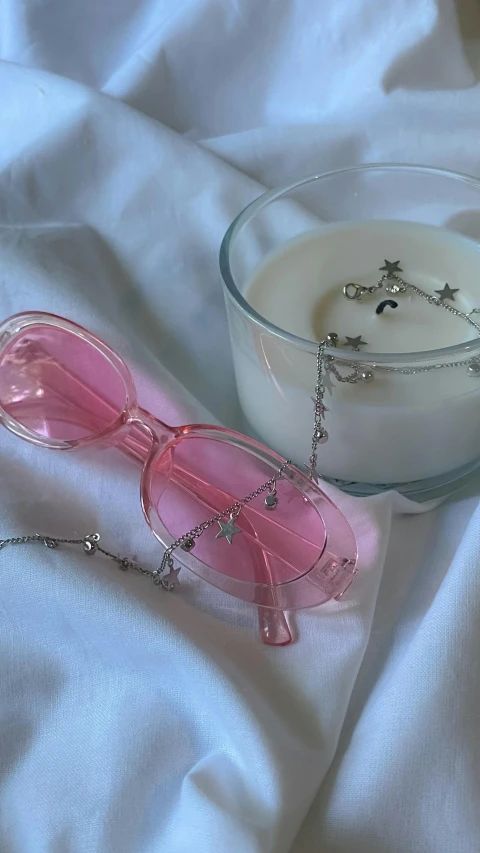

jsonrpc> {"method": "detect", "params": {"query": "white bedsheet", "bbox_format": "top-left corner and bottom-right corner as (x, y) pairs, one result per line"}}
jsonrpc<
(1, 2), (480, 851)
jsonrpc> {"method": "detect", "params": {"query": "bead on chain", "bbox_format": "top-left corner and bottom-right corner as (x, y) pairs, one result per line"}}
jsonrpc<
(309, 339), (328, 480)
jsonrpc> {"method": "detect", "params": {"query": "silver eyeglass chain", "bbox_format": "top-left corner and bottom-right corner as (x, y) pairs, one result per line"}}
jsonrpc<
(307, 260), (480, 481)
(308, 339), (328, 481)
(0, 462), (291, 591)
(0, 531), (168, 577)
(345, 267), (480, 337)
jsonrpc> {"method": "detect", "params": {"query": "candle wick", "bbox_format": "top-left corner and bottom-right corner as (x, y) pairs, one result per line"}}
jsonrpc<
(376, 299), (399, 315)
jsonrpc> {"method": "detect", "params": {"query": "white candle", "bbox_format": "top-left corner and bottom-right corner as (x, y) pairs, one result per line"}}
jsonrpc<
(228, 220), (480, 486)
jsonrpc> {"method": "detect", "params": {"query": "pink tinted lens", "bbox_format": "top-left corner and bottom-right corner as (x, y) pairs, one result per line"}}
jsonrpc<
(0, 325), (128, 441)
(149, 435), (327, 586)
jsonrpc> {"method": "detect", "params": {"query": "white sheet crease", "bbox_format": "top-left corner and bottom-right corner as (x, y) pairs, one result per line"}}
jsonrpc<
(0, 2), (479, 851)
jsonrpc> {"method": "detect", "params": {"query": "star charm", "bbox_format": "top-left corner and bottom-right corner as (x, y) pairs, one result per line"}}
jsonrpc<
(310, 396), (329, 418)
(380, 260), (403, 276)
(163, 565), (181, 591)
(322, 371), (335, 395)
(344, 335), (368, 351)
(434, 283), (459, 302)
(216, 516), (242, 544)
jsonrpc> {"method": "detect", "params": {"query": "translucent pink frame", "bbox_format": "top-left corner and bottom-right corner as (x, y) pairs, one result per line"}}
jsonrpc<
(0, 312), (357, 645)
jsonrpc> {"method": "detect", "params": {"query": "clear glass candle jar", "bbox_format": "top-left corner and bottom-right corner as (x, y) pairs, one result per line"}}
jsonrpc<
(219, 165), (480, 501)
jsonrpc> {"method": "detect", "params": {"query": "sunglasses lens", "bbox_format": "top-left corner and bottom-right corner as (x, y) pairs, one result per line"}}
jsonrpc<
(0, 325), (128, 441)
(149, 435), (327, 586)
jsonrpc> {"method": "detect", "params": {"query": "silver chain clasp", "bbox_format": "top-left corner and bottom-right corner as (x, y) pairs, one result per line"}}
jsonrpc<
(343, 282), (367, 300)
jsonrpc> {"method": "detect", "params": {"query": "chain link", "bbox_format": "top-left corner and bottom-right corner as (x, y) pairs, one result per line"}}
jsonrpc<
(327, 359), (360, 383)
(330, 353), (476, 378)
(309, 341), (327, 479)
(382, 272), (480, 336)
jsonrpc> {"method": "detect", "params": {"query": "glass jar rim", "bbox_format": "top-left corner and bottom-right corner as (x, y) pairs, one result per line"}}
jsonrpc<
(219, 162), (480, 365)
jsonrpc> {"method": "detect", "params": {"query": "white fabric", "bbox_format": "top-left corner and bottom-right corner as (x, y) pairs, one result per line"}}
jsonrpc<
(1, 2), (480, 850)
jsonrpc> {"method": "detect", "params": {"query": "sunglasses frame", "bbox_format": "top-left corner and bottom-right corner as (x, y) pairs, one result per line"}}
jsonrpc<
(0, 311), (358, 614)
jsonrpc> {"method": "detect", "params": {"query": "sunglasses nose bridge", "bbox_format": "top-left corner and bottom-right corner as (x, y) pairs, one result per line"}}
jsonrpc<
(126, 416), (156, 445)
(126, 415), (165, 457)
(121, 411), (176, 467)
(117, 415), (161, 474)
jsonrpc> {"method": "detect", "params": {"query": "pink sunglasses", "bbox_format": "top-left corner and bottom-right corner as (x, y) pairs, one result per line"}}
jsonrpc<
(0, 312), (357, 645)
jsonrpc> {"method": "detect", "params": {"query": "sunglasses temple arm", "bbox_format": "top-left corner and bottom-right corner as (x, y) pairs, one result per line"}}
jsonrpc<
(258, 608), (292, 646)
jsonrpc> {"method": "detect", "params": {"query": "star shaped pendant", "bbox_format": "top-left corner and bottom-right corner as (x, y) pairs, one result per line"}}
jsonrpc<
(163, 565), (181, 591)
(344, 335), (368, 351)
(434, 283), (459, 302)
(379, 260), (403, 276)
(216, 515), (242, 544)
(310, 396), (329, 418)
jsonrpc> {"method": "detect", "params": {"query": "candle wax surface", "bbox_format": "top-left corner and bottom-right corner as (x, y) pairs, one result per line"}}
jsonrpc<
(245, 220), (480, 353)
